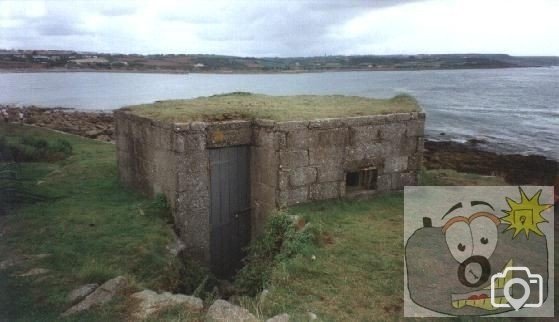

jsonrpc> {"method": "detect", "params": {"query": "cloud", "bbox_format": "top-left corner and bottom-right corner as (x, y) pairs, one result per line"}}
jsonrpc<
(0, 0), (557, 56)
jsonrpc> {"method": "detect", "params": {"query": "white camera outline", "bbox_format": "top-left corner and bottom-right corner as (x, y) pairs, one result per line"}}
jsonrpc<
(490, 266), (543, 309)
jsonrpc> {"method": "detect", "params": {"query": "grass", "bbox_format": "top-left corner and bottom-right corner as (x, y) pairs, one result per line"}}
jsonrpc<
(1, 122), (533, 321)
(0, 123), (181, 321)
(126, 92), (421, 122)
(237, 171), (511, 321)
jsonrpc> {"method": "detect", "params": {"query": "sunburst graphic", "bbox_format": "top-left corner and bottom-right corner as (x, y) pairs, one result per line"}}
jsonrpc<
(501, 187), (553, 238)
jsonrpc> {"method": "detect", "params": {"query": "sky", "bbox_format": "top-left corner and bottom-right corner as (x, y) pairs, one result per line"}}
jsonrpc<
(1, 0), (558, 57)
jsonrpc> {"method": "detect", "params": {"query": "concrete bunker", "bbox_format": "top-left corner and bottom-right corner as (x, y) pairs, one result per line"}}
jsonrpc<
(114, 93), (425, 277)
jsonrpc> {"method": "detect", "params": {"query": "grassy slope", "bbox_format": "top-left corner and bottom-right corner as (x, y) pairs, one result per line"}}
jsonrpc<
(3, 123), (533, 322)
(127, 92), (420, 122)
(256, 172), (508, 321)
(0, 124), (181, 321)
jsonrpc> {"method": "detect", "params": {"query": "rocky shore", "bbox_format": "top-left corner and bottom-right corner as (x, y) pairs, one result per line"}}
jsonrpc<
(2, 105), (557, 188)
(1, 105), (113, 142)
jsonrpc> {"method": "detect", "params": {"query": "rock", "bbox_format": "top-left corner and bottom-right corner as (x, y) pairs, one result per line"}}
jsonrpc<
(267, 313), (289, 322)
(67, 283), (99, 305)
(130, 289), (203, 319)
(85, 129), (101, 137)
(62, 276), (128, 316)
(97, 135), (112, 142)
(307, 312), (317, 321)
(17, 268), (50, 276)
(206, 299), (258, 322)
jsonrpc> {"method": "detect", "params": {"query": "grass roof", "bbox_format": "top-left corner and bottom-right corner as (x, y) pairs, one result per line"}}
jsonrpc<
(125, 92), (421, 122)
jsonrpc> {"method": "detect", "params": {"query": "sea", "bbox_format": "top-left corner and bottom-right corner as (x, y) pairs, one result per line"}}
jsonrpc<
(0, 67), (557, 160)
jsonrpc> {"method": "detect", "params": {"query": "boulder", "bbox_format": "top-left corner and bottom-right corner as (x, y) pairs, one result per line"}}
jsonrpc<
(67, 283), (99, 305)
(130, 289), (203, 319)
(62, 276), (128, 316)
(206, 299), (258, 322)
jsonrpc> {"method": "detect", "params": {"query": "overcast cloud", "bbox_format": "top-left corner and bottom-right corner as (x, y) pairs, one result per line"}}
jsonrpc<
(1, 0), (558, 56)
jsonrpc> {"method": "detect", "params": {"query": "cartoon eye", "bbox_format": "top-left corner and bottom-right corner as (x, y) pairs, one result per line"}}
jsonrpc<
(470, 216), (498, 259)
(445, 221), (472, 263)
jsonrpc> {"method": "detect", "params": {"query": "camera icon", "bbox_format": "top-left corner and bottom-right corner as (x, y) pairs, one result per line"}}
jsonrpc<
(490, 266), (543, 311)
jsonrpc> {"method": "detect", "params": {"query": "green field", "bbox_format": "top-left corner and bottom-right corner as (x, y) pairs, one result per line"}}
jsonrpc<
(1, 123), (523, 321)
(0, 124), (182, 321)
(126, 92), (420, 122)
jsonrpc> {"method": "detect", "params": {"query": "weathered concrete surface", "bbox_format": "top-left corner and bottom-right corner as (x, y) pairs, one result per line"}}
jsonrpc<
(115, 110), (424, 265)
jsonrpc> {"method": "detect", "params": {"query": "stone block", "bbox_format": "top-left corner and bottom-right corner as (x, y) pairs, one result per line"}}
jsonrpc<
(189, 121), (207, 131)
(377, 174), (392, 191)
(254, 118), (276, 128)
(275, 121), (309, 131)
(309, 147), (345, 165)
(417, 137), (425, 153)
(251, 183), (276, 209)
(349, 125), (381, 146)
(289, 167), (317, 187)
(253, 127), (275, 147)
(408, 152), (423, 170)
(386, 113), (412, 122)
(288, 187), (309, 205)
(406, 120), (425, 137)
(310, 182), (340, 200)
(401, 171), (418, 187)
(279, 150), (308, 169)
(275, 132), (287, 150)
(384, 156), (409, 172)
(379, 123), (406, 143)
(207, 127), (252, 148)
(186, 133), (207, 150)
(345, 143), (385, 161)
(251, 147), (278, 187)
(314, 128), (348, 146)
(287, 129), (315, 149)
(316, 162), (344, 182)
(308, 118), (345, 129)
(278, 170), (289, 190)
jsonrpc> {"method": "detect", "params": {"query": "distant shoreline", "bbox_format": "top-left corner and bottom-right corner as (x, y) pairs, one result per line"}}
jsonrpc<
(0, 65), (553, 75)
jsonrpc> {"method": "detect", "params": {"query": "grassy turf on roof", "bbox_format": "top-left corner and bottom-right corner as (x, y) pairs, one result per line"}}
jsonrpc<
(126, 92), (421, 122)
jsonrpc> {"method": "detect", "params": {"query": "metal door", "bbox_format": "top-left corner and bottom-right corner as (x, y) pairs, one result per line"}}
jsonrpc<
(209, 146), (250, 278)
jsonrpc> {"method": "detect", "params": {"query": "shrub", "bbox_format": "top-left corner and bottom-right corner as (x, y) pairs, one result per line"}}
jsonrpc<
(234, 212), (316, 295)
(0, 163), (46, 214)
(0, 136), (74, 162)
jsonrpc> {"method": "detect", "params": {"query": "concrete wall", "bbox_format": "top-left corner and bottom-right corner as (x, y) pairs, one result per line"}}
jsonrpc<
(272, 113), (425, 207)
(115, 110), (424, 264)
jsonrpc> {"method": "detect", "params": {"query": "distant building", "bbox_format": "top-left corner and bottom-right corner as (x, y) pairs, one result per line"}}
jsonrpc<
(32, 55), (50, 63)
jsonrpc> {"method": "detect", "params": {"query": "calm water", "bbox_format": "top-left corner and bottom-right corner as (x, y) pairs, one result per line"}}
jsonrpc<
(1, 68), (558, 159)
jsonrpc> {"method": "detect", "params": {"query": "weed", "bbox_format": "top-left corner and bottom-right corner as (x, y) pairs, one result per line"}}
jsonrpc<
(234, 212), (316, 296)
